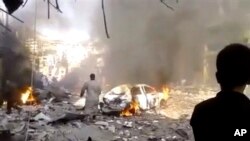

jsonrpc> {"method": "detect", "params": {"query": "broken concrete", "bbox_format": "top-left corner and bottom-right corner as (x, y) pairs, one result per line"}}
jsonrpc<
(0, 86), (217, 141)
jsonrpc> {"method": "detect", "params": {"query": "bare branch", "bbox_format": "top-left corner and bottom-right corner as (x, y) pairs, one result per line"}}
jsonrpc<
(0, 8), (24, 23)
(55, 0), (62, 12)
(48, 0), (50, 19)
(160, 0), (174, 11)
(49, 1), (63, 13)
(22, 0), (29, 7)
(102, 0), (110, 38)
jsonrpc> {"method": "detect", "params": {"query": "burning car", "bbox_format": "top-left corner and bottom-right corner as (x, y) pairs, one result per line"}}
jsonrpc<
(100, 84), (169, 116)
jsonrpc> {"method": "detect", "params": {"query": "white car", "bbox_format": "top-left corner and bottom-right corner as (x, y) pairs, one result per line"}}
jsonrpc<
(100, 84), (168, 110)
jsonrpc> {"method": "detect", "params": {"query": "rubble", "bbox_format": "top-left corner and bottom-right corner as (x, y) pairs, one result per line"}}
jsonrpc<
(34, 112), (52, 122)
(0, 85), (216, 141)
(73, 97), (86, 108)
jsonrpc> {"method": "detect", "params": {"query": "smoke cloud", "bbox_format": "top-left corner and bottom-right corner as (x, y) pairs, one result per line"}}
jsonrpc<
(3, 0), (250, 90)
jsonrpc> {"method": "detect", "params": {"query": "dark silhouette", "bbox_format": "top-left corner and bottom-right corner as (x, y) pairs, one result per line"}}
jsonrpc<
(190, 44), (250, 141)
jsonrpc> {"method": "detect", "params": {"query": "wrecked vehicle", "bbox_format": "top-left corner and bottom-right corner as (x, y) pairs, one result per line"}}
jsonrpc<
(100, 84), (169, 111)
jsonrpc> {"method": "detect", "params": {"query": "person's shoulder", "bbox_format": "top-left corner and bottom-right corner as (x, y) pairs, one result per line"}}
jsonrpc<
(194, 97), (218, 111)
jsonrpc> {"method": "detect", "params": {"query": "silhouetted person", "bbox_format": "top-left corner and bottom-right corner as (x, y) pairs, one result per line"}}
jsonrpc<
(80, 73), (101, 114)
(190, 44), (250, 141)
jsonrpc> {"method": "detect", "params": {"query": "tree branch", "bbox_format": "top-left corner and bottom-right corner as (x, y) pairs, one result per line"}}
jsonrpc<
(55, 0), (62, 12)
(0, 8), (24, 23)
(160, 0), (174, 11)
(102, 0), (110, 38)
(48, 0), (50, 19)
(48, 1), (63, 13)
(22, 0), (29, 7)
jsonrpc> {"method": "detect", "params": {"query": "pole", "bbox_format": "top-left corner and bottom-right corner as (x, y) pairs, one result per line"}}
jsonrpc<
(203, 44), (208, 87)
(31, 0), (38, 88)
(25, 1), (37, 141)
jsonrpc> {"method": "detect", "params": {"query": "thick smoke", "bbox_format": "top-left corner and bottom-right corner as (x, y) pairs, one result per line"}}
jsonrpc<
(3, 0), (250, 90)
(100, 0), (250, 88)
(0, 31), (32, 89)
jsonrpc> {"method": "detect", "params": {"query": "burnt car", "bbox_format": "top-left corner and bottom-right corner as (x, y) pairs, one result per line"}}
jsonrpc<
(100, 84), (169, 111)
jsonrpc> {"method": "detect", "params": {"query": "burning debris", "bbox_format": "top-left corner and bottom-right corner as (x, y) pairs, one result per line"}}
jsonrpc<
(0, 82), (217, 141)
(100, 84), (170, 117)
(20, 86), (37, 105)
(120, 98), (140, 117)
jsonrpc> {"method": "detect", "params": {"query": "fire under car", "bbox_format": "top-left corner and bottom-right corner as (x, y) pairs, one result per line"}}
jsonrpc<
(99, 84), (169, 111)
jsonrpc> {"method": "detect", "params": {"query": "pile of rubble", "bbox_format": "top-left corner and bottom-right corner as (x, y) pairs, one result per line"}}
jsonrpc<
(159, 87), (217, 119)
(0, 85), (217, 141)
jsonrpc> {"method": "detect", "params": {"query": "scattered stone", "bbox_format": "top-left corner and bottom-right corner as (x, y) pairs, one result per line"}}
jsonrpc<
(0, 85), (201, 141)
(37, 131), (48, 141)
(108, 125), (116, 133)
(74, 98), (86, 108)
(12, 122), (26, 133)
(116, 120), (122, 124)
(95, 121), (109, 127)
(123, 121), (133, 128)
(175, 129), (189, 140)
(71, 121), (82, 128)
(34, 112), (52, 122)
(122, 138), (128, 141)
(118, 131), (124, 136)
(124, 130), (131, 137)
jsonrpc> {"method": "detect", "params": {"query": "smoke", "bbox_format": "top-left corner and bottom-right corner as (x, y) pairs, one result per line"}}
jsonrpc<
(2, 0), (250, 90)
(0, 31), (32, 89)
(100, 0), (250, 88)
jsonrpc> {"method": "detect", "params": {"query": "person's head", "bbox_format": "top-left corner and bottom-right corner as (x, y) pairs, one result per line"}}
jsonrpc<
(216, 43), (250, 90)
(90, 73), (95, 80)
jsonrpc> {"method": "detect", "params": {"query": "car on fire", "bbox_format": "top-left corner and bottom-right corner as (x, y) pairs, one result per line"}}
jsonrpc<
(100, 84), (169, 111)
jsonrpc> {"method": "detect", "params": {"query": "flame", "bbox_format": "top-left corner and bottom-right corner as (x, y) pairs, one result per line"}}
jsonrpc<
(162, 85), (170, 100)
(120, 99), (140, 117)
(21, 87), (36, 104)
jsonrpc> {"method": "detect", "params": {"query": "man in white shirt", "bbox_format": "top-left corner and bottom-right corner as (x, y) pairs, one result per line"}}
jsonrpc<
(80, 73), (101, 114)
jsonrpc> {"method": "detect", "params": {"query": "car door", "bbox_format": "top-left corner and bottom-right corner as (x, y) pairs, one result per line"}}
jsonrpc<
(131, 86), (149, 110)
(142, 85), (160, 108)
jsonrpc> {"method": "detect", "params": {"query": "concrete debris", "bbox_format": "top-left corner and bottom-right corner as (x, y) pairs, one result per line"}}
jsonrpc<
(74, 97), (86, 108)
(108, 125), (116, 133)
(0, 85), (213, 141)
(49, 112), (87, 125)
(37, 131), (49, 141)
(175, 129), (189, 140)
(71, 121), (82, 128)
(34, 112), (52, 122)
(12, 122), (26, 133)
(95, 121), (109, 127)
(123, 121), (133, 128)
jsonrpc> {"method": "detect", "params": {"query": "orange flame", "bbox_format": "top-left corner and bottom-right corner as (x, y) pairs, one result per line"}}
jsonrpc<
(120, 99), (140, 117)
(162, 85), (170, 100)
(21, 87), (36, 104)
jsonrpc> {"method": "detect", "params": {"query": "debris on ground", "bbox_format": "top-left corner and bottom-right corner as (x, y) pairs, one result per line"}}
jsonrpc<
(0, 85), (217, 141)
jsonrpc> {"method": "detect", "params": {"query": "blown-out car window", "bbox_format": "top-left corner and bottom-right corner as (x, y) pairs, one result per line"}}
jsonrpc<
(144, 86), (156, 93)
(131, 87), (141, 95)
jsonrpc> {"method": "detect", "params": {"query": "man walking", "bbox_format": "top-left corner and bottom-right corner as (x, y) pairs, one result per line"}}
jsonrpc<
(80, 73), (101, 114)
